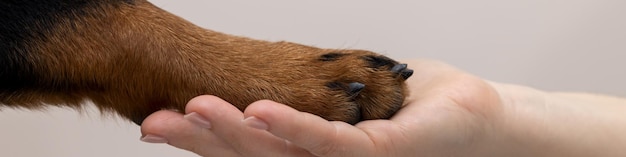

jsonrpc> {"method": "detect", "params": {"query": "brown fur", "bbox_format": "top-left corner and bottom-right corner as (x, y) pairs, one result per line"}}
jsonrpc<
(0, 0), (411, 124)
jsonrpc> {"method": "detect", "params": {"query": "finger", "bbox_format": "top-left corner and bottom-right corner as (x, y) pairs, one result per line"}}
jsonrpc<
(243, 100), (377, 157)
(185, 96), (312, 157)
(141, 108), (241, 156)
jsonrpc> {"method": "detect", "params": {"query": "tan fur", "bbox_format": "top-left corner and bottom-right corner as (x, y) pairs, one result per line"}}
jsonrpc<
(1, 0), (410, 124)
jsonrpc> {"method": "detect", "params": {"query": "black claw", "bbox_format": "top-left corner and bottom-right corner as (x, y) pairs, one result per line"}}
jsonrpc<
(390, 64), (408, 73)
(401, 69), (414, 80)
(347, 82), (365, 96)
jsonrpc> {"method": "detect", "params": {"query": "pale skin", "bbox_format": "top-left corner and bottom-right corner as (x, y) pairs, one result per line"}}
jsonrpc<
(140, 59), (626, 157)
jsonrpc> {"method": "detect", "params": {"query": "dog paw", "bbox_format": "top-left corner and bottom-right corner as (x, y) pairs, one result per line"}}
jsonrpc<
(302, 50), (413, 124)
(207, 42), (413, 124)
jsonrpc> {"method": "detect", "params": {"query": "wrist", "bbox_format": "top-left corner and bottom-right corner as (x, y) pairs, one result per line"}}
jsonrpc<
(490, 82), (626, 156)
(480, 82), (550, 157)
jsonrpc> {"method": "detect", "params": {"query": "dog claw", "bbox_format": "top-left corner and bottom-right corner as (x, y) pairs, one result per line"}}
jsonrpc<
(347, 82), (365, 96)
(391, 64), (413, 80)
(391, 64), (408, 73)
(401, 69), (414, 80)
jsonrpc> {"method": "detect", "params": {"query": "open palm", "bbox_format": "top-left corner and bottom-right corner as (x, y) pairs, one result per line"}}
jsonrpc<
(141, 59), (509, 157)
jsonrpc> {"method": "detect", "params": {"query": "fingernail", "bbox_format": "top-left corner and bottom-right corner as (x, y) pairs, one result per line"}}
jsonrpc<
(243, 116), (269, 130)
(140, 134), (168, 143)
(184, 112), (212, 129)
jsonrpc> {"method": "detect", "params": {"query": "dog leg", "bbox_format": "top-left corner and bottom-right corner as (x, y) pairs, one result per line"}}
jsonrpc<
(0, 0), (413, 125)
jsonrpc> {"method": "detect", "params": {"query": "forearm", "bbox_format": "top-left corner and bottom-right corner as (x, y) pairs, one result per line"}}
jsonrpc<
(492, 82), (626, 156)
(543, 92), (626, 156)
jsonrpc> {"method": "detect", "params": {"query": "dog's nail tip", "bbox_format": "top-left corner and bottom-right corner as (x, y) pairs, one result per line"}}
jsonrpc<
(347, 82), (365, 95)
(401, 69), (414, 79)
(391, 64), (408, 73)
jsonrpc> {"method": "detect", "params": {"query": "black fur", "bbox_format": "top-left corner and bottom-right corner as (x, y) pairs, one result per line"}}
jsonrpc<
(0, 0), (133, 93)
(362, 55), (398, 69)
(319, 52), (346, 62)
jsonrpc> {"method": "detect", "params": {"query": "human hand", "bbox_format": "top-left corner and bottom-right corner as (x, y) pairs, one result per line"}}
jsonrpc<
(140, 59), (522, 157)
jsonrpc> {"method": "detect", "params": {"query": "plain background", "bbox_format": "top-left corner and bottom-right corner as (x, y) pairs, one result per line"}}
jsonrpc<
(1, 0), (624, 156)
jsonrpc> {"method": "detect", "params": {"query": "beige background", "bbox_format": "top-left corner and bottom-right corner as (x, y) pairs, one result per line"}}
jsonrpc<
(1, 0), (625, 156)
